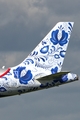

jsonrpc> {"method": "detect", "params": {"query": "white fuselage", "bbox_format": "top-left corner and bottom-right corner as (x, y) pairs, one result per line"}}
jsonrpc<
(0, 69), (78, 97)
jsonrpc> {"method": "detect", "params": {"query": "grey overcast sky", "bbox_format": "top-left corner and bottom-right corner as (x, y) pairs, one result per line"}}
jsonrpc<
(0, 0), (80, 120)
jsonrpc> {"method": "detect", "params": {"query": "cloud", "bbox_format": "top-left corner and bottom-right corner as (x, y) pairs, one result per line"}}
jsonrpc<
(0, 0), (80, 52)
(0, 1), (79, 120)
(0, 51), (29, 68)
(0, 0), (48, 26)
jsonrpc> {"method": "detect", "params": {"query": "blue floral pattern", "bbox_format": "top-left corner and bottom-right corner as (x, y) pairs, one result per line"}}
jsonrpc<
(51, 67), (58, 74)
(40, 46), (49, 54)
(20, 22), (73, 80)
(50, 30), (68, 46)
(60, 50), (66, 58)
(61, 75), (68, 82)
(13, 67), (32, 84)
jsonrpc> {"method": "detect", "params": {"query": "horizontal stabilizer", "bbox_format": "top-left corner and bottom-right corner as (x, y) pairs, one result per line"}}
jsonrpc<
(37, 72), (69, 81)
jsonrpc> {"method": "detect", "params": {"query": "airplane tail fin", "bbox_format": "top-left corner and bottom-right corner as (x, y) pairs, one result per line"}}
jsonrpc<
(22, 22), (74, 75)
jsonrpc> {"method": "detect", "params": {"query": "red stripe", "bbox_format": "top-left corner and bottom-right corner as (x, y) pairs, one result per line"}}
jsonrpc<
(0, 68), (10, 78)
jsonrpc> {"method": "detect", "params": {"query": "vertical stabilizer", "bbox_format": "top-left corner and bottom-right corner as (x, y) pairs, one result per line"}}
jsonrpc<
(22, 22), (74, 75)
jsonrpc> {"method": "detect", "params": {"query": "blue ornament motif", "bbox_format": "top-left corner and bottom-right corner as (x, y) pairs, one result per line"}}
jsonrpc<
(68, 22), (73, 28)
(35, 56), (48, 62)
(38, 57), (45, 62)
(68, 22), (73, 31)
(0, 87), (7, 92)
(42, 41), (47, 45)
(2, 77), (8, 80)
(40, 46), (49, 54)
(50, 30), (68, 46)
(48, 46), (55, 54)
(13, 67), (32, 84)
(51, 67), (58, 74)
(23, 59), (34, 65)
(54, 54), (60, 59)
(60, 50), (66, 58)
(30, 51), (38, 56)
(61, 75), (68, 83)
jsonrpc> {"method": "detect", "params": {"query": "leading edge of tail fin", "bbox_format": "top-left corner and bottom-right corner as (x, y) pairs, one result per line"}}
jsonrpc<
(23, 22), (74, 74)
